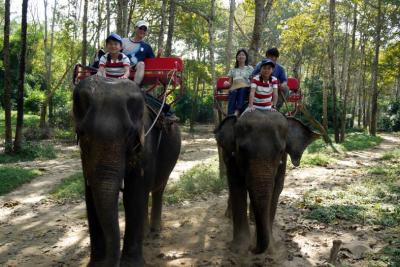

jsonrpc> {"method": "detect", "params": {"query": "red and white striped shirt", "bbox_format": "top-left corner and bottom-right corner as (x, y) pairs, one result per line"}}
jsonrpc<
(251, 75), (278, 109)
(99, 52), (130, 78)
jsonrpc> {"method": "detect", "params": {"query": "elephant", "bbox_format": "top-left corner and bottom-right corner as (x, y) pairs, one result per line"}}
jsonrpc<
(214, 110), (319, 254)
(73, 76), (181, 267)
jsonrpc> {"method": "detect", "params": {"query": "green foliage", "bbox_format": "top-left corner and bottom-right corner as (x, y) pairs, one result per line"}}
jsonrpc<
(381, 149), (400, 161)
(50, 172), (85, 202)
(0, 167), (42, 195)
(0, 142), (56, 163)
(341, 132), (383, 151)
(164, 159), (226, 205)
(379, 100), (400, 132)
(0, 111), (40, 138)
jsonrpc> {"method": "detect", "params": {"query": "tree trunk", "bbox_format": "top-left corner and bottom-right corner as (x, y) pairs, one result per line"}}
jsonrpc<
(81, 0), (88, 66)
(328, 0), (339, 143)
(165, 0), (176, 56)
(14, 0), (29, 152)
(116, 0), (129, 36)
(3, 0), (12, 153)
(127, 0), (137, 35)
(340, 3), (357, 142)
(48, 0), (57, 126)
(396, 75), (400, 101)
(370, 0), (382, 136)
(248, 0), (274, 65)
(106, 0), (110, 36)
(157, 0), (168, 52)
(225, 0), (235, 73)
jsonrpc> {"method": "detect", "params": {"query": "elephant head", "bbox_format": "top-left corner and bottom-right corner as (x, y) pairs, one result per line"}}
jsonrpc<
(215, 111), (320, 254)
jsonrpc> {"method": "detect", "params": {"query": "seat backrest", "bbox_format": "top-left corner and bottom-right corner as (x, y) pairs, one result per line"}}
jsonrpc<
(144, 57), (183, 71)
(216, 76), (230, 90)
(287, 77), (299, 91)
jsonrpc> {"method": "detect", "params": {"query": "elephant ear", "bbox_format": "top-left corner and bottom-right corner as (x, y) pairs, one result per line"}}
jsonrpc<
(286, 117), (321, 167)
(214, 115), (237, 153)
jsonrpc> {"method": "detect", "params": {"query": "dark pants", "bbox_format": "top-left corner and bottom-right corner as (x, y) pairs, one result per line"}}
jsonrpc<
(228, 87), (249, 115)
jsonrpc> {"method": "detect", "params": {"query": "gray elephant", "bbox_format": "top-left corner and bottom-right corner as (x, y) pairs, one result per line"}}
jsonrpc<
(73, 76), (181, 267)
(214, 111), (319, 254)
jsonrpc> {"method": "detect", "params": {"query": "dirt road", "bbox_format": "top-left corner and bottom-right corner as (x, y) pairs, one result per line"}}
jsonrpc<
(0, 127), (398, 266)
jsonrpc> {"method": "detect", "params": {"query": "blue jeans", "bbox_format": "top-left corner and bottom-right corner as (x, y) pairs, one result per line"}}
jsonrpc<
(227, 87), (250, 115)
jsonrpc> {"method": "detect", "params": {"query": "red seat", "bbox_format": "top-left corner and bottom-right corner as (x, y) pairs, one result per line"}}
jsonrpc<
(73, 57), (184, 105)
(214, 76), (230, 101)
(286, 77), (301, 103)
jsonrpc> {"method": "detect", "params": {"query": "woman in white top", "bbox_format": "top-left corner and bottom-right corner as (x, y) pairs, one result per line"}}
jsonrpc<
(223, 49), (254, 116)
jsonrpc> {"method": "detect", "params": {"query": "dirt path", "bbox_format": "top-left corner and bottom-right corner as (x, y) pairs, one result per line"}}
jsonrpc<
(0, 129), (398, 267)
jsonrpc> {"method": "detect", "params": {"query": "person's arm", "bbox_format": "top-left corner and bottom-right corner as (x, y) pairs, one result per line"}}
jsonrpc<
(120, 55), (131, 79)
(97, 55), (107, 76)
(249, 88), (256, 111)
(272, 80), (278, 110)
(96, 66), (105, 77)
(249, 79), (257, 111)
(147, 43), (155, 58)
(223, 69), (233, 87)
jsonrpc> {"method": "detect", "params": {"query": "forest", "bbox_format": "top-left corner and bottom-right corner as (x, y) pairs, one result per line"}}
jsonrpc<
(1, 0), (400, 266)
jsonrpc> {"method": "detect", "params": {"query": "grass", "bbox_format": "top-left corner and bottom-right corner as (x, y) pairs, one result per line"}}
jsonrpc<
(298, 131), (383, 167)
(0, 111), (40, 139)
(0, 142), (57, 163)
(164, 158), (225, 205)
(300, 143), (400, 226)
(49, 158), (226, 205)
(50, 172), (85, 202)
(0, 166), (42, 195)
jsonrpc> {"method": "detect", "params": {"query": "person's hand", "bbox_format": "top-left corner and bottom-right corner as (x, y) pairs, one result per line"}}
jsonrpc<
(96, 72), (104, 77)
(119, 74), (129, 79)
(223, 81), (231, 87)
(249, 105), (255, 112)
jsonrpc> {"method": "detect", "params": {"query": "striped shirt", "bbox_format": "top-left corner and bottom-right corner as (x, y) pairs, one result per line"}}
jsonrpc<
(251, 75), (278, 109)
(99, 52), (130, 78)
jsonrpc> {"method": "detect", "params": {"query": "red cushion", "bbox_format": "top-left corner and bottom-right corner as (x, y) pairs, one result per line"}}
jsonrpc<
(287, 77), (299, 91)
(216, 76), (230, 90)
(143, 57), (183, 71)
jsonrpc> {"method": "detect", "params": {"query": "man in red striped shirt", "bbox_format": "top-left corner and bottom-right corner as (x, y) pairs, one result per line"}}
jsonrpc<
(248, 59), (278, 112)
(96, 33), (130, 79)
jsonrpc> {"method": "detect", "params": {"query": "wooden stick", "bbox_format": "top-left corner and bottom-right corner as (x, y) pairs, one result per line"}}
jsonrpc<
(328, 239), (342, 265)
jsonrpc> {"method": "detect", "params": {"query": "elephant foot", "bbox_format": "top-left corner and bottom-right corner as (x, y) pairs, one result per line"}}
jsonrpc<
(87, 259), (119, 267)
(120, 256), (145, 267)
(251, 245), (268, 255)
(228, 238), (251, 254)
(147, 230), (160, 239)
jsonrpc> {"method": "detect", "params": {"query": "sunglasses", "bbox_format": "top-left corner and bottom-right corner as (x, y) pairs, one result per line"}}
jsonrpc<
(138, 26), (147, 32)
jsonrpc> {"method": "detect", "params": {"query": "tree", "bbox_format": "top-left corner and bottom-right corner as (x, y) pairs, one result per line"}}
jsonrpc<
(157, 0), (168, 52)
(328, 0), (339, 143)
(248, 0), (274, 65)
(225, 0), (235, 73)
(370, 0), (382, 136)
(2, 0), (12, 153)
(14, 0), (29, 151)
(116, 0), (129, 36)
(165, 0), (176, 56)
(81, 0), (88, 66)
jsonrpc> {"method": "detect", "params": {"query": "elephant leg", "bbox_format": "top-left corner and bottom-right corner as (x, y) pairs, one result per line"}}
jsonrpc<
(224, 195), (232, 219)
(227, 174), (250, 252)
(85, 184), (106, 264)
(90, 180), (121, 267)
(270, 154), (287, 226)
(150, 185), (166, 233)
(121, 173), (147, 267)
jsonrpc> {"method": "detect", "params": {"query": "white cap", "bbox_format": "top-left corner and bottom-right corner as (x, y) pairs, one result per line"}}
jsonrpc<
(135, 20), (149, 29)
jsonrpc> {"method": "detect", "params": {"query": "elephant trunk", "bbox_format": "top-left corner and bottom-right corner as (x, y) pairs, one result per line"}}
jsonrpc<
(89, 160), (125, 265)
(247, 159), (277, 254)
